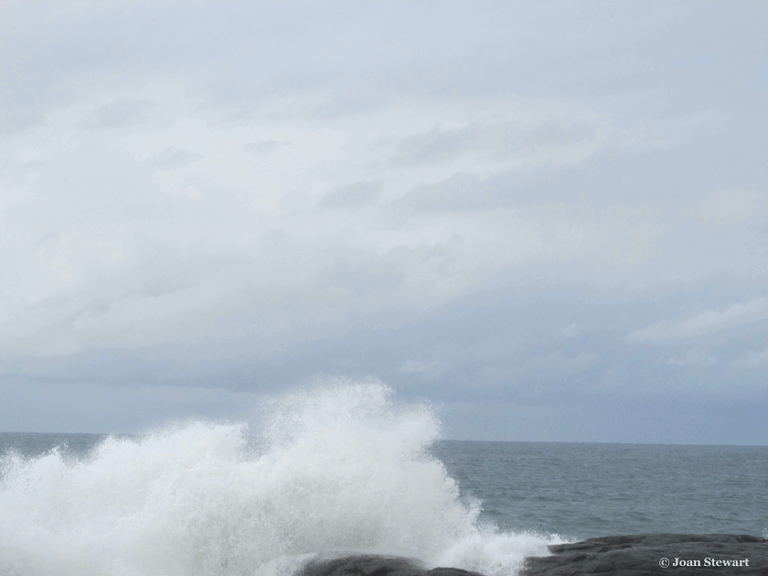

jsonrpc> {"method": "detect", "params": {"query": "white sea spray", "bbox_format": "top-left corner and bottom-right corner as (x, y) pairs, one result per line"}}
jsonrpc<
(0, 382), (555, 576)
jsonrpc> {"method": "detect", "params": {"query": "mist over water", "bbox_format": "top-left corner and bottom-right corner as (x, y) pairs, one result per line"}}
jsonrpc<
(0, 383), (554, 576)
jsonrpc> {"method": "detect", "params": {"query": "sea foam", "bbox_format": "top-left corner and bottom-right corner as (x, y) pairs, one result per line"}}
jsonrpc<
(0, 382), (554, 576)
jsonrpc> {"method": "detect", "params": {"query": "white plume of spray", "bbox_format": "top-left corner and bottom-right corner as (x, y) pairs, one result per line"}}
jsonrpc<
(0, 380), (553, 576)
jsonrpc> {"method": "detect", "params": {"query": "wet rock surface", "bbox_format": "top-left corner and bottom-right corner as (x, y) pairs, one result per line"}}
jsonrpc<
(298, 535), (767, 576)
(520, 534), (768, 576)
(297, 555), (485, 576)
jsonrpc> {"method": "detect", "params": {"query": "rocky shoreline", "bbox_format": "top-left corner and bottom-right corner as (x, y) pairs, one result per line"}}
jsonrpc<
(521, 534), (767, 576)
(298, 534), (767, 576)
(520, 534), (768, 576)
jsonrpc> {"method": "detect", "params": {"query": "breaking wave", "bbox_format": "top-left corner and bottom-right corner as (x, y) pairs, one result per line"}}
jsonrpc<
(0, 382), (555, 576)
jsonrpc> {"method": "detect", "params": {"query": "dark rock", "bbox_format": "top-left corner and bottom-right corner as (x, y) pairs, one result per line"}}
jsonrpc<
(297, 555), (485, 576)
(521, 534), (768, 576)
(296, 535), (767, 576)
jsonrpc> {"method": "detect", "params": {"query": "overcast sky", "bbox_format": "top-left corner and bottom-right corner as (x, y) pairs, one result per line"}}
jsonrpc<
(1, 2), (766, 444)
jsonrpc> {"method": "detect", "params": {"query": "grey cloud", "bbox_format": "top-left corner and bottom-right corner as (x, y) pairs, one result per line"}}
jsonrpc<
(392, 125), (486, 166)
(150, 146), (202, 170)
(319, 181), (383, 209)
(693, 189), (768, 225)
(171, 275), (768, 409)
(389, 116), (765, 212)
(666, 348), (719, 367)
(0, 105), (45, 134)
(391, 121), (594, 166)
(4, 3), (763, 135)
(3, 1), (768, 444)
(388, 173), (485, 211)
(514, 351), (599, 382)
(387, 172), (544, 212)
(524, 122), (594, 147)
(0, 2), (250, 133)
(3, 249), (768, 443)
(0, 376), (258, 433)
(733, 347), (768, 369)
(440, 396), (768, 443)
(82, 99), (153, 129)
(312, 91), (391, 119)
(627, 298), (768, 342)
(243, 140), (292, 154)
(398, 360), (446, 379)
(185, 3), (728, 108)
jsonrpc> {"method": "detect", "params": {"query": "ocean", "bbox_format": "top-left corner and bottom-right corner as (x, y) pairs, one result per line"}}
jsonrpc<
(1, 384), (765, 576)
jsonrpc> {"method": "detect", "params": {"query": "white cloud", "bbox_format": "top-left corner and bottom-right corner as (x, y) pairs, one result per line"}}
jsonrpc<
(628, 299), (768, 342)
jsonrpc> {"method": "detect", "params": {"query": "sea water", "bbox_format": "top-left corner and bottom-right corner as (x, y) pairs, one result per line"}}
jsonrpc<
(0, 383), (765, 576)
(432, 441), (768, 541)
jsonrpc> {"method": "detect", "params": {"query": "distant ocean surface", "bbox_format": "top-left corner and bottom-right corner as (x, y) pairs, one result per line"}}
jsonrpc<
(432, 440), (768, 540)
(0, 385), (765, 576)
